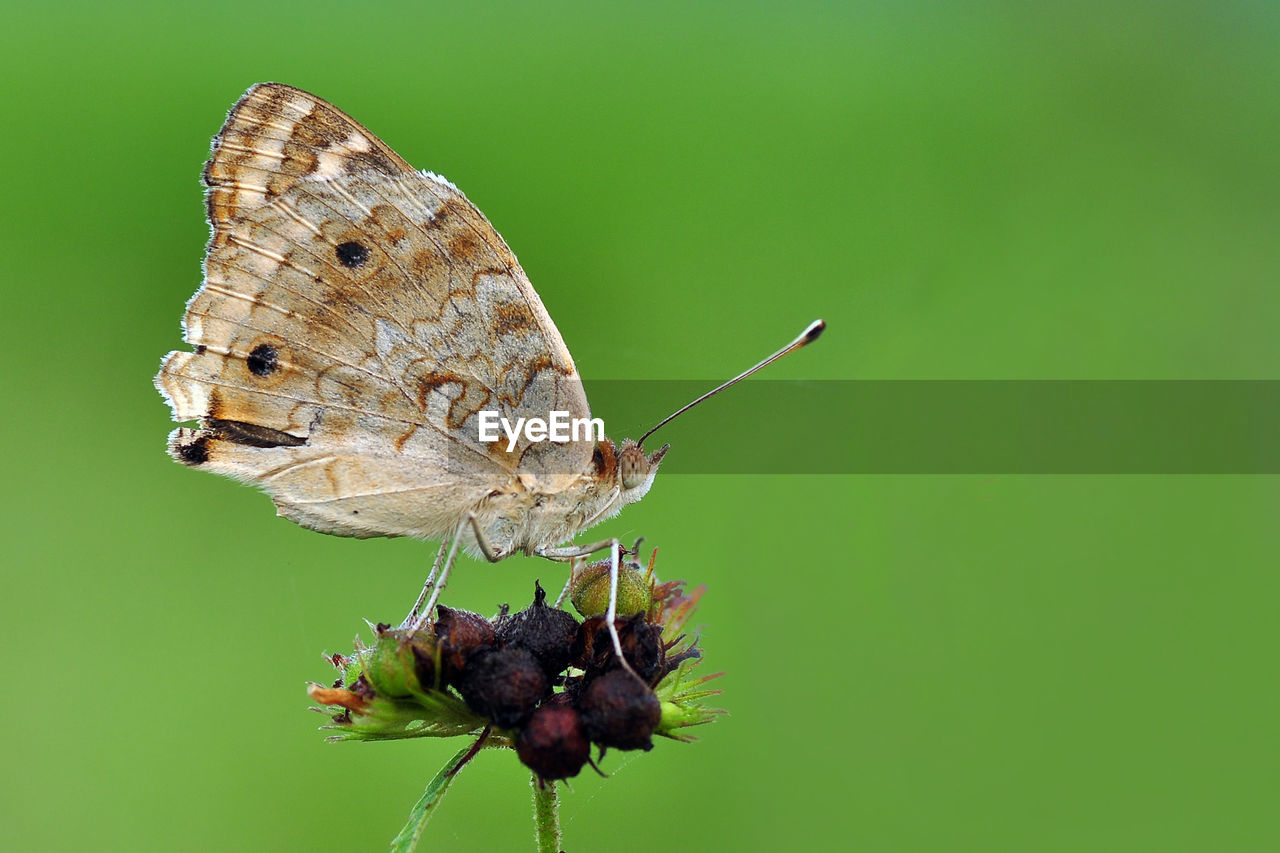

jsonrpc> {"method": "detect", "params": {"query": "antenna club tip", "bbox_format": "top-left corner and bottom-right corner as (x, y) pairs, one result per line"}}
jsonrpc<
(801, 319), (825, 344)
(639, 320), (825, 443)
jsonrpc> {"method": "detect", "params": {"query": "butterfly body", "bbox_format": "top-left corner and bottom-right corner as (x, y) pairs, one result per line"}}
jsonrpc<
(157, 83), (665, 557)
(464, 437), (663, 559)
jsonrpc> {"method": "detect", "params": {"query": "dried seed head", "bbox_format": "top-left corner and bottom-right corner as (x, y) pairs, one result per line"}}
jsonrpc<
(516, 704), (590, 781)
(495, 581), (581, 678)
(456, 646), (548, 728)
(577, 669), (662, 751)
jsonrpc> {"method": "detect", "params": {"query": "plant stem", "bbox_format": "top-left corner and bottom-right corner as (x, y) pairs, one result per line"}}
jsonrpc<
(531, 774), (561, 852)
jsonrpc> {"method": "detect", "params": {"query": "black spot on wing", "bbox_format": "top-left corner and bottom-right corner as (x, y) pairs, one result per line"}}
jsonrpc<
(177, 435), (211, 465)
(247, 344), (279, 376)
(207, 419), (307, 449)
(335, 241), (369, 269)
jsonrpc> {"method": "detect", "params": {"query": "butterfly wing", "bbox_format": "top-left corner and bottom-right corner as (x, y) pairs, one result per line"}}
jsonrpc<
(156, 83), (593, 539)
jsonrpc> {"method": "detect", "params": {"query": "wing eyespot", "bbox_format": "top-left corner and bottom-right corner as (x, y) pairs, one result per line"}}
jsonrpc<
(247, 344), (279, 376)
(335, 240), (369, 268)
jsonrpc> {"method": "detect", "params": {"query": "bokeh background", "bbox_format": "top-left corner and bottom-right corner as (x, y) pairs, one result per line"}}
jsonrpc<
(3, 2), (1278, 850)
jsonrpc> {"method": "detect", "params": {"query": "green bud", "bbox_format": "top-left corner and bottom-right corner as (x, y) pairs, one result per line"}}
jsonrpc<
(363, 626), (439, 698)
(658, 700), (686, 731)
(569, 559), (651, 618)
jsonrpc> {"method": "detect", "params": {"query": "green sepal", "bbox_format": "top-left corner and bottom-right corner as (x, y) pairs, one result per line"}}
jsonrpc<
(319, 685), (488, 743)
(653, 656), (725, 741)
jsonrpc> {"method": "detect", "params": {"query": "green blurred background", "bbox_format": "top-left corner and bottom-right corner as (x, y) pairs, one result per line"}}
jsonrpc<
(3, 1), (1278, 850)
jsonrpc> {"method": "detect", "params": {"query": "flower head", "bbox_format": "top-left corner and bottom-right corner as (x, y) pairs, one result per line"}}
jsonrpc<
(308, 551), (724, 778)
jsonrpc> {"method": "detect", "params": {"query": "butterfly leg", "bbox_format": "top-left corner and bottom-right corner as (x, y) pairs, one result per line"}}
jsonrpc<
(553, 558), (579, 609)
(539, 539), (636, 678)
(401, 539), (450, 628)
(465, 512), (502, 563)
(412, 519), (470, 631)
(411, 512), (506, 630)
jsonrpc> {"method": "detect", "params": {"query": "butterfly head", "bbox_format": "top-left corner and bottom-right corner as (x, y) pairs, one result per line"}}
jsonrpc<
(613, 438), (669, 506)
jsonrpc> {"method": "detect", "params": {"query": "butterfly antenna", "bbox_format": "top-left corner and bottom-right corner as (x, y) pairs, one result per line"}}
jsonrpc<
(637, 319), (825, 447)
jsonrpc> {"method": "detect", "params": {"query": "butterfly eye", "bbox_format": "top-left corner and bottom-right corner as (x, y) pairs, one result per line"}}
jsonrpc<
(619, 444), (647, 491)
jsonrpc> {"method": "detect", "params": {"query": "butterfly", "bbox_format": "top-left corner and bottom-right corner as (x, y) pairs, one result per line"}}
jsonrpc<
(156, 82), (822, 628)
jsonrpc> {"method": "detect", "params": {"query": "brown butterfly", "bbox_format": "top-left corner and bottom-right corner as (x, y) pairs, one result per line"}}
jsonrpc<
(156, 83), (822, 634)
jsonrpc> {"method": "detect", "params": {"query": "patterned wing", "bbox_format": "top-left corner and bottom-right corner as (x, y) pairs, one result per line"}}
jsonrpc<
(156, 83), (593, 539)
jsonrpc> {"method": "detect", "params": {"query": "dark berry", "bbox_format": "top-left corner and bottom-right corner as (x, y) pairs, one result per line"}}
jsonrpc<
(576, 669), (661, 751)
(495, 581), (580, 678)
(433, 606), (497, 682)
(516, 704), (590, 780)
(569, 616), (607, 671)
(572, 613), (666, 683)
(456, 646), (548, 727)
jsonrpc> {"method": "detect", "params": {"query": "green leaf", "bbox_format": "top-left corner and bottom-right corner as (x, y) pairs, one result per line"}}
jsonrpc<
(389, 745), (472, 853)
